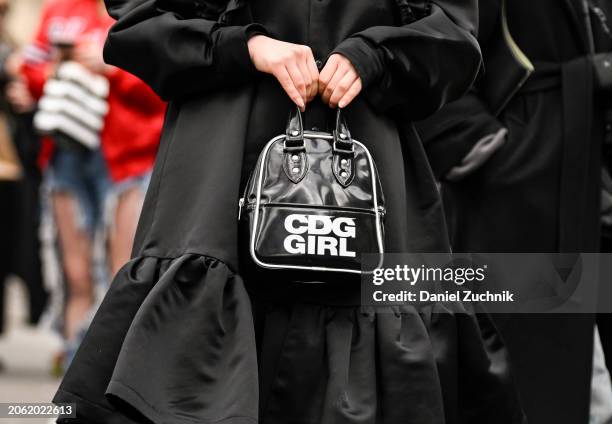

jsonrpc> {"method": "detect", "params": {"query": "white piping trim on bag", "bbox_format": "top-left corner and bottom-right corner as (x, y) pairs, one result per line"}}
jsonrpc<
(249, 132), (384, 275)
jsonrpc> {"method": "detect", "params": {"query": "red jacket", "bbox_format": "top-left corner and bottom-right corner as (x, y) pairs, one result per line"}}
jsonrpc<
(22, 0), (166, 182)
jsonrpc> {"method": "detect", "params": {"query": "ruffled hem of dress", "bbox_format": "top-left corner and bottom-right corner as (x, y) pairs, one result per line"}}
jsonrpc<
(53, 252), (525, 424)
(54, 388), (134, 424)
(253, 298), (526, 424)
(54, 253), (259, 424)
(105, 380), (257, 424)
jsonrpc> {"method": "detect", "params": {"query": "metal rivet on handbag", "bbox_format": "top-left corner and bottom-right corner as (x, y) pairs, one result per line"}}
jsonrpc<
(239, 107), (385, 274)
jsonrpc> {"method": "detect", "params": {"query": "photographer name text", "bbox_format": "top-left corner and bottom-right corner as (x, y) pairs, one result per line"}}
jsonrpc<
(372, 289), (515, 303)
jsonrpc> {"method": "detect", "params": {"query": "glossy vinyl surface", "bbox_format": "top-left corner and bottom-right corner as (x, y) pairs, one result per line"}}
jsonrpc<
(248, 132), (384, 210)
(243, 131), (385, 273)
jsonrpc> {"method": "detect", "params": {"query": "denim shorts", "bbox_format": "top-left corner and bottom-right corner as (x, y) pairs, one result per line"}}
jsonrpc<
(45, 147), (110, 236)
(111, 170), (151, 198)
(104, 170), (152, 232)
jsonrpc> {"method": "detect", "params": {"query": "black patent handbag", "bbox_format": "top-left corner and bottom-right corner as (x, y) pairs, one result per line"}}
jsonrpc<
(239, 108), (385, 274)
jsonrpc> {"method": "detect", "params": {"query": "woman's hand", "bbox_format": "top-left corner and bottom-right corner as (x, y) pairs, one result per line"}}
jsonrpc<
(6, 79), (35, 114)
(74, 41), (113, 75)
(248, 35), (319, 111)
(318, 54), (362, 108)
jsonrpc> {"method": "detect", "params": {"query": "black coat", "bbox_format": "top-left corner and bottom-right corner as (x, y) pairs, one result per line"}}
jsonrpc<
(53, 1), (525, 423)
(418, 0), (612, 423)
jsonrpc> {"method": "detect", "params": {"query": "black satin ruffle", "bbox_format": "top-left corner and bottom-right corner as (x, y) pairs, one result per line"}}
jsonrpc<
(255, 300), (524, 424)
(54, 254), (524, 424)
(54, 254), (258, 424)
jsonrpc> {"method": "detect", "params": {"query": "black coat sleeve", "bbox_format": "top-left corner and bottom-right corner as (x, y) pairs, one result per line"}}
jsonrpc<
(103, 0), (263, 101)
(415, 0), (505, 179)
(417, 92), (504, 179)
(331, 0), (482, 118)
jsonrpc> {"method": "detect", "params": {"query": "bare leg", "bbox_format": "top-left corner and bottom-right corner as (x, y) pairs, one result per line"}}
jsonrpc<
(52, 192), (93, 343)
(109, 187), (144, 277)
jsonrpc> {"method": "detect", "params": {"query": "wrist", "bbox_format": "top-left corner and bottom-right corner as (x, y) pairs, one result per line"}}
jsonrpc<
(247, 35), (265, 64)
(332, 37), (384, 89)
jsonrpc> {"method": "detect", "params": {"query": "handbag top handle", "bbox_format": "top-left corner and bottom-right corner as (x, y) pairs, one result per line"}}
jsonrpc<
(282, 107), (357, 187)
(284, 107), (354, 155)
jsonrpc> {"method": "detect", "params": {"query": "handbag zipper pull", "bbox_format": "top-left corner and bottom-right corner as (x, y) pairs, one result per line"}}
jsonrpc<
(238, 198), (245, 221)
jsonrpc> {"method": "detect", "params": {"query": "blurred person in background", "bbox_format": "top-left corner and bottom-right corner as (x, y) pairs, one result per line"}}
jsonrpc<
(0, 0), (48, 370)
(418, 0), (612, 423)
(20, 0), (165, 368)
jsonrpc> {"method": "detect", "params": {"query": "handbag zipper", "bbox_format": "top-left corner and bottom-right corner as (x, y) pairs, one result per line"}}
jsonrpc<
(238, 197), (245, 221)
(238, 198), (385, 220)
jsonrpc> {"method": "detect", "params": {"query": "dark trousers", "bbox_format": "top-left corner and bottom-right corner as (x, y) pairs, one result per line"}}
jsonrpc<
(0, 178), (47, 335)
(0, 181), (17, 334)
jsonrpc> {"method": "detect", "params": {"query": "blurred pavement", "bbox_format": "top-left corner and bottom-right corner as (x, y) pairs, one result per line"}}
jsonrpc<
(0, 278), (62, 424)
